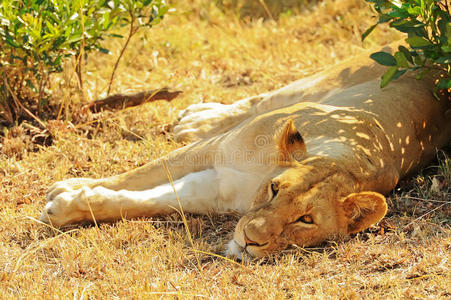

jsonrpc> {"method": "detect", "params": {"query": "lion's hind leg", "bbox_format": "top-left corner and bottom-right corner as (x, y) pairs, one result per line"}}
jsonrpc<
(41, 169), (220, 227)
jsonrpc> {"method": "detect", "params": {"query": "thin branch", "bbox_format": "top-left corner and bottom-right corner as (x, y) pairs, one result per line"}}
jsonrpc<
(75, 4), (86, 103)
(107, 15), (137, 95)
(82, 88), (182, 113)
(3, 78), (46, 129)
(75, 51), (84, 97)
(440, 0), (450, 15)
(0, 102), (14, 124)
(404, 196), (451, 204)
(257, 0), (275, 20)
(37, 62), (45, 117)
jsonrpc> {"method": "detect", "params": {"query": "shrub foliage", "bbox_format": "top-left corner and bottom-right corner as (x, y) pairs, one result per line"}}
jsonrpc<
(0, 0), (168, 124)
(363, 0), (450, 92)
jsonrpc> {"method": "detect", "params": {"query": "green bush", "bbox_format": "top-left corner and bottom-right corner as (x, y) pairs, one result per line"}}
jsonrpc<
(363, 0), (450, 93)
(0, 0), (168, 124)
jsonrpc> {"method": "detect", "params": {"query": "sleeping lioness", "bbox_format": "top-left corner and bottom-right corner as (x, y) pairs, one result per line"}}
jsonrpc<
(41, 43), (451, 258)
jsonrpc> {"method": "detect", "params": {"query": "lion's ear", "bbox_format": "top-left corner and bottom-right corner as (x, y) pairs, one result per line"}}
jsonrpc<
(276, 119), (306, 162)
(340, 192), (387, 234)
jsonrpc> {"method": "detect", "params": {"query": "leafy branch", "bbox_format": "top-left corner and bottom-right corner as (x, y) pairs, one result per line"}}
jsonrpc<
(363, 0), (450, 92)
(0, 0), (168, 124)
(107, 0), (168, 94)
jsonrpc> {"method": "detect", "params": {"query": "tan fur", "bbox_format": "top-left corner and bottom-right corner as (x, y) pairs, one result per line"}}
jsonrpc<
(41, 43), (451, 257)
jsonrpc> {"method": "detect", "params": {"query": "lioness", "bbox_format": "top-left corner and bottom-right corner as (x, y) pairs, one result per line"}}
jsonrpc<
(41, 43), (451, 258)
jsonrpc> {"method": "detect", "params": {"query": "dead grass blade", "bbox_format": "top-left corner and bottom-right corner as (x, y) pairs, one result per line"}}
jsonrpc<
(404, 196), (450, 203)
(15, 217), (82, 273)
(162, 160), (215, 297)
(193, 249), (254, 272)
(161, 160), (201, 268)
(144, 291), (208, 298)
(404, 202), (449, 228)
(84, 193), (100, 229)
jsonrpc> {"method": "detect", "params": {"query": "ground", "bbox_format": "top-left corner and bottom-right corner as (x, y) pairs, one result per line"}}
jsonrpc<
(0, 0), (450, 298)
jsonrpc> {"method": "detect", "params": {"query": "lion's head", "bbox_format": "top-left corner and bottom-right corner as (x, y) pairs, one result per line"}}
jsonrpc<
(229, 119), (387, 258)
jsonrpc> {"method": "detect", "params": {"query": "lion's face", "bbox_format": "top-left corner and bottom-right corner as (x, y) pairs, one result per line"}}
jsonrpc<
(229, 119), (387, 258)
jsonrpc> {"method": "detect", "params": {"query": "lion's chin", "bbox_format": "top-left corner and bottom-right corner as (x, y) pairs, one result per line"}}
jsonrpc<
(225, 239), (272, 259)
(225, 240), (245, 260)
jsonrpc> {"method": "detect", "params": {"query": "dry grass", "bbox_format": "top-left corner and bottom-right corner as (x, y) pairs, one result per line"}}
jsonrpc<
(1, 0), (450, 298)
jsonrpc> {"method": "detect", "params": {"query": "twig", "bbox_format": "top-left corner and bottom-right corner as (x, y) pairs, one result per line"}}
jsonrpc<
(107, 14), (137, 95)
(83, 88), (182, 113)
(403, 202), (448, 228)
(438, 0), (450, 15)
(404, 196), (451, 204)
(75, 4), (86, 103)
(75, 52), (84, 100)
(3, 78), (47, 129)
(0, 101), (14, 124)
(37, 62), (45, 117)
(257, 0), (275, 20)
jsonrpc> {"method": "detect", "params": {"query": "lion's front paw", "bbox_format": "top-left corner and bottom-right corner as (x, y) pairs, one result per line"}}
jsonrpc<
(43, 179), (100, 227)
(174, 102), (250, 142)
(41, 189), (87, 227)
(46, 178), (98, 202)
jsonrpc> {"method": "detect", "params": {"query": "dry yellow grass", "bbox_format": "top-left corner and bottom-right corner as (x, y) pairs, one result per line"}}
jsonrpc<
(1, 0), (450, 298)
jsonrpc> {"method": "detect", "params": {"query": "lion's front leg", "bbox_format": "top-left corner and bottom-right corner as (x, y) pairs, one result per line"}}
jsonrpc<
(41, 169), (220, 227)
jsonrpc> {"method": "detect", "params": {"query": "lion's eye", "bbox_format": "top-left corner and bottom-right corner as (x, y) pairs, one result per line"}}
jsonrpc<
(270, 182), (279, 198)
(297, 215), (314, 224)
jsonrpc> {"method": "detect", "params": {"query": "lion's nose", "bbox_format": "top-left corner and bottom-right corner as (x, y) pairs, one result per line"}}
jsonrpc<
(243, 231), (259, 246)
(243, 230), (269, 247)
(243, 217), (270, 247)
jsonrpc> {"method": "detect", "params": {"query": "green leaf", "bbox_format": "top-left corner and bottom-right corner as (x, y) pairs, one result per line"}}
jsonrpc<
(388, 9), (409, 18)
(362, 24), (377, 41)
(406, 6), (421, 16)
(406, 35), (432, 48)
(437, 78), (451, 89)
(413, 55), (423, 66)
(392, 69), (406, 80)
(390, 19), (425, 34)
(437, 19), (447, 36)
(6, 38), (21, 48)
(415, 68), (430, 80)
(5, 31), (20, 48)
(435, 55), (451, 64)
(378, 14), (393, 23)
(108, 33), (124, 38)
(380, 66), (398, 88)
(398, 46), (413, 64)
(64, 35), (83, 45)
(26, 79), (37, 92)
(98, 47), (111, 54)
(394, 51), (409, 68)
(370, 51), (397, 66)
(432, 86), (440, 100)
